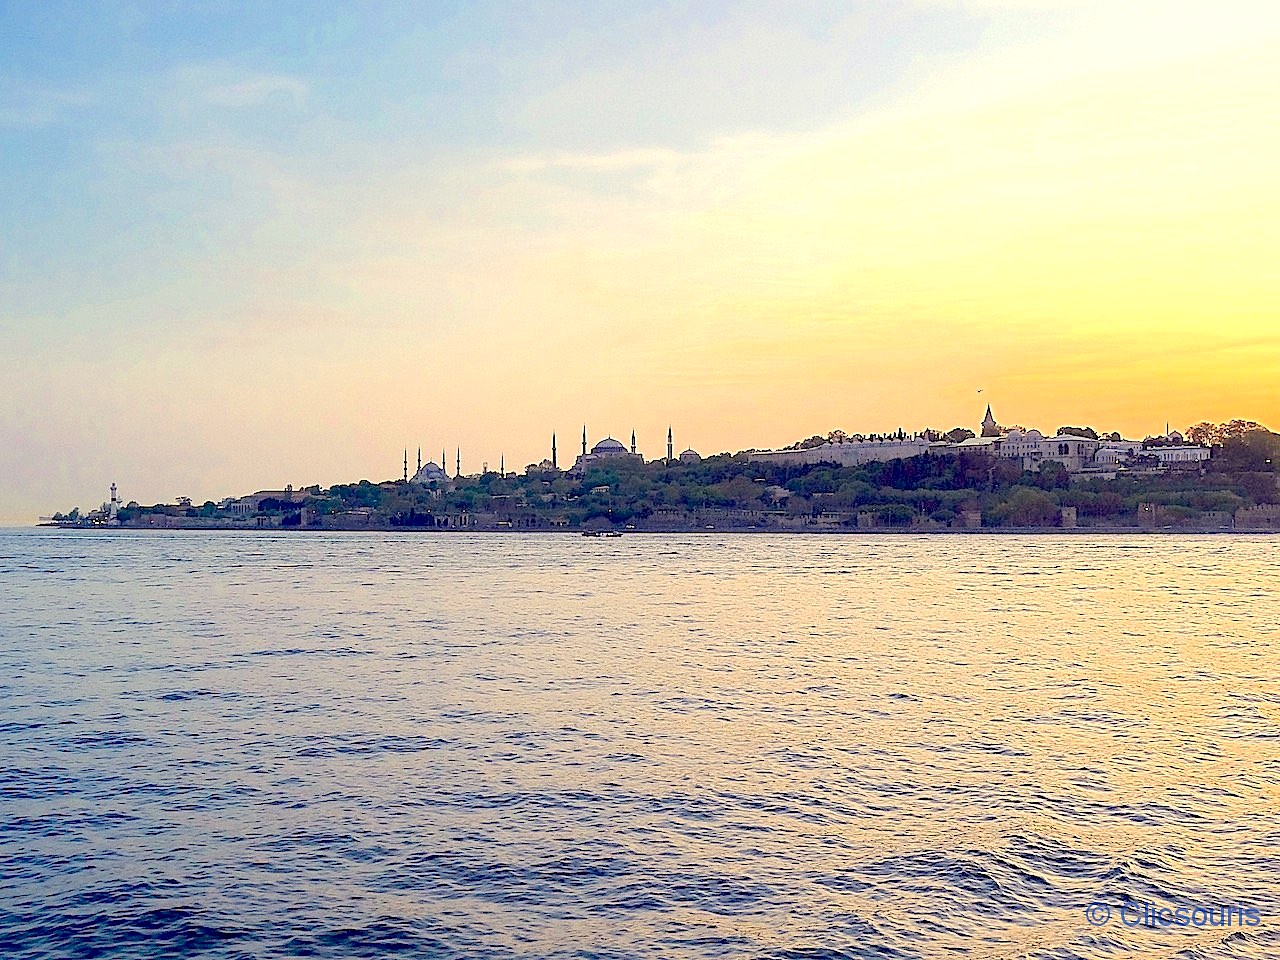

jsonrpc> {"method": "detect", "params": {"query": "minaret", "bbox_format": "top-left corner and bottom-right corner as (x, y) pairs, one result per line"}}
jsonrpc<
(456, 447), (461, 477)
(403, 449), (408, 481)
(582, 425), (587, 457)
(417, 448), (422, 474)
(667, 426), (673, 463)
(631, 429), (636, 455)
(499, 454), (505, 477)
(552, 433), (558, 470)
(441, 448), (446, 476)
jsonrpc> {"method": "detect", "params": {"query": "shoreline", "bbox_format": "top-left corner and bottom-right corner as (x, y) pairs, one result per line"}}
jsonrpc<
(24, 523), (1277, 536)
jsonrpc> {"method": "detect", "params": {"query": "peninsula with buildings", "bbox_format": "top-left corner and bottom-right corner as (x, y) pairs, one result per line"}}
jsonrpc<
(47, 411), (1280, 533)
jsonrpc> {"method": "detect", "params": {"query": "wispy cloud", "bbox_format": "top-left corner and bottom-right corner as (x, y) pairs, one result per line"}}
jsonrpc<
(0, 85), (95, 128)
(202, 73), (307, 109)
(503, 147), (687, 174)
(909, 0), (1087, 11)
(5, 1), (1279, 518)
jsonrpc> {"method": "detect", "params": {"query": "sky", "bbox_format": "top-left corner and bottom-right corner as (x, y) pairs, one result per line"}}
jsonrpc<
(2, 0), (1278, 520)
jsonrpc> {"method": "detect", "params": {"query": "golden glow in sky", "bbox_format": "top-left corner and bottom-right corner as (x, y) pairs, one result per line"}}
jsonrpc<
(1, 1), (1277, 517)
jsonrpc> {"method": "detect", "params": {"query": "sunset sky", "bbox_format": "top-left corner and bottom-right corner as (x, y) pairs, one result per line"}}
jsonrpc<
(2, 1), (1278, 520)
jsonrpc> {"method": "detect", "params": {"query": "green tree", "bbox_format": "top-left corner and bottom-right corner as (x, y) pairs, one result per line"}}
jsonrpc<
(715, 475), (762, 507)
(1035, 460), (1071, 489)
(1213, 430), (1280, 472)
(1240, 472), (1280, 505)
(996, 487), (1059, 526)
(1057, 426), (1099, 439)
(1220, 419), (1264, 442)
(1186, 422), (1216, 445)
(880, 504), (916, 526)
(789, 435), (826, 450)
(786, 495), (813, 517)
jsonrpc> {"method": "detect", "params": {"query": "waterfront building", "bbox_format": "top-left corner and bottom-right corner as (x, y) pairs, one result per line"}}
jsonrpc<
(226, 485), (308, 515)
(1234, 504), (1280, 529)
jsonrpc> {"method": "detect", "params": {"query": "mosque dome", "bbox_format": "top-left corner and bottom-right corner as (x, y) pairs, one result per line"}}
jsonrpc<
(591, 437), (628, 455)
(411, 462), (447, 484)
(678, 448), (702, 464)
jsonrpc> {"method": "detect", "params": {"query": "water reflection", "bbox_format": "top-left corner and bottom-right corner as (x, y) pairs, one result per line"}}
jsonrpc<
(1, 530), (1277, 958)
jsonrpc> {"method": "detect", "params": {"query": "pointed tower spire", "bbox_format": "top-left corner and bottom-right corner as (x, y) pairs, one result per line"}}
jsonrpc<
(441, 448), (446, 474)
(404, 449), (408, 482)
(582, 425), (588, 457)
(417, 448), (422, 474)
(631, 429), (636, 455)
(981, 404), (1000, 438)
(500, 454), (505, 477)
(552, 432), (558, 470)
(457, 447), (461, 477)
(667, 426), (673, 463)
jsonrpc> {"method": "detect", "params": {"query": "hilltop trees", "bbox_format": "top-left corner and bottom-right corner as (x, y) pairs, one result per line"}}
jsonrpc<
(1186, 422), (1215, 445)
(784, 435), (828, 451)
(1210, 429), (1280, 473)
(1057, 426), (1099, 439)
(65, 419), (1280, 530)
(1187, 420), (1269, 446)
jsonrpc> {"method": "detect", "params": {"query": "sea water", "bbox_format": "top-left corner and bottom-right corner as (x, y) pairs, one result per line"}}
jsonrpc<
(2, 529), (1277, 958)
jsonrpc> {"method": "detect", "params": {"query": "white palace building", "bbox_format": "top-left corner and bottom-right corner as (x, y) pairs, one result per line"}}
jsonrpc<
(749, 406), (1210, 475)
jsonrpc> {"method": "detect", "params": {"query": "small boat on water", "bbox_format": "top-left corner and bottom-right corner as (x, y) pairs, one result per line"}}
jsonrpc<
(582, 530), (623, 537)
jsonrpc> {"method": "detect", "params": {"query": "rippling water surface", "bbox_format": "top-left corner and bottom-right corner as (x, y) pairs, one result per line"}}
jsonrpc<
(2, 529), (1278, 959)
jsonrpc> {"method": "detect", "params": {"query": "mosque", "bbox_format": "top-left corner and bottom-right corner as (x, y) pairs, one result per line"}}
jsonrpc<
(559, 427), (701, 473)
(399, 427), (700, 482)
(405, 448), (452, 486)
(570, 428), (645, 475)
